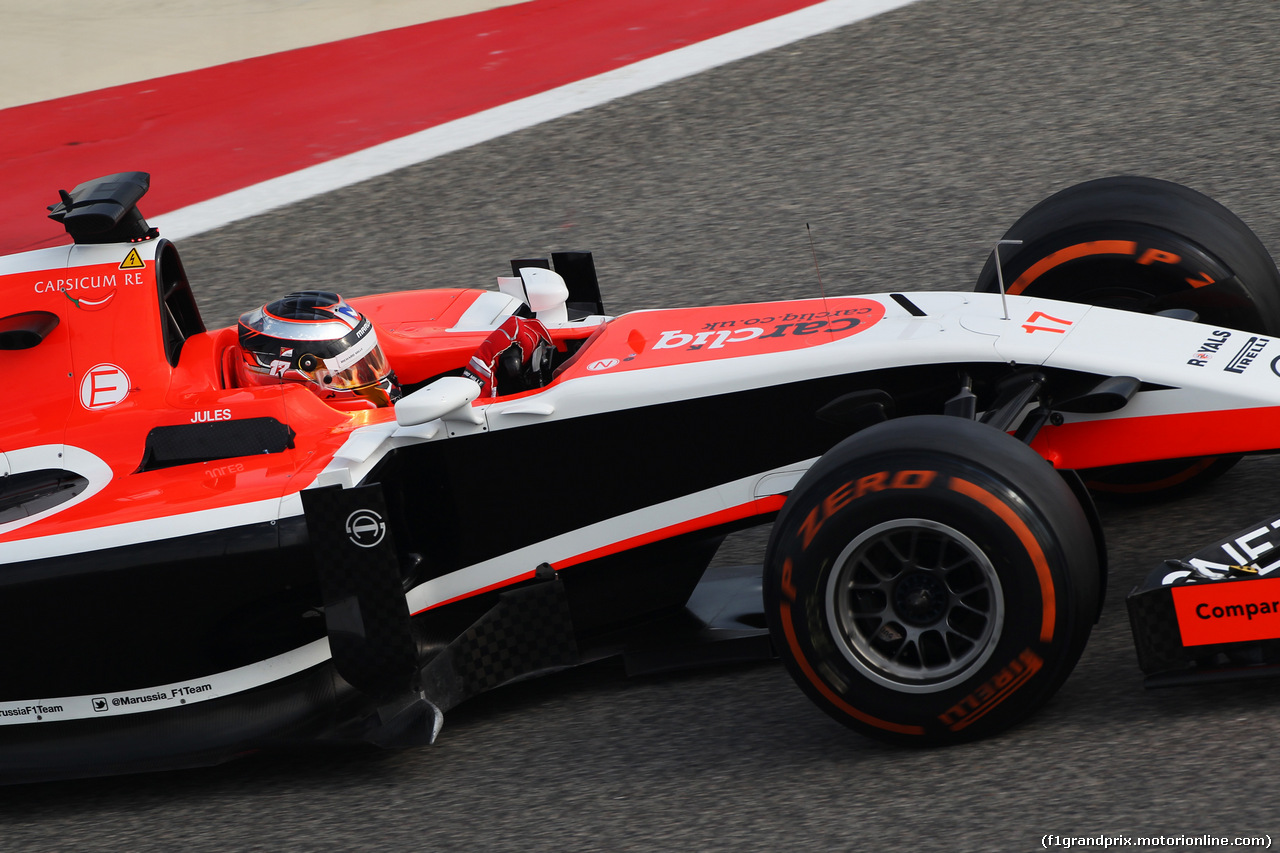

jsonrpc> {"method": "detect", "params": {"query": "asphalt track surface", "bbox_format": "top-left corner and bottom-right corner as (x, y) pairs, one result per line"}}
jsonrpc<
(8, 0), (1280, 850)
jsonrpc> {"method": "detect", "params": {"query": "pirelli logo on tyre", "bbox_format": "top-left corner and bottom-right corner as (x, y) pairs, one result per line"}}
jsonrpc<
(937, 648), (1044, 732)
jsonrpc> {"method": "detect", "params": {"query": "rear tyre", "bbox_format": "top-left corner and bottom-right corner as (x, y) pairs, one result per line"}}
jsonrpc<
(764, 416), (1098, 744)
(976, 176), (1280, 499)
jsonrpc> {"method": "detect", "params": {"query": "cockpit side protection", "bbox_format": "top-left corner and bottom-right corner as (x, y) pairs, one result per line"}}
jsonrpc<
(156, 240), (205, 366)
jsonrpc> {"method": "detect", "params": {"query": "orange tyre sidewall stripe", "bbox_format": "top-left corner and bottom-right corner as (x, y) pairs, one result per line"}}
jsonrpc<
(779, 600), (925, 736)
(949, 477), (1055, 643)
(1007, 240), (1137, 295)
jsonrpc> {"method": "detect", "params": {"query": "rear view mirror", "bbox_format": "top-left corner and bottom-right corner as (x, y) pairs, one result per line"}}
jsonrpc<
(395, 376), (482, 427)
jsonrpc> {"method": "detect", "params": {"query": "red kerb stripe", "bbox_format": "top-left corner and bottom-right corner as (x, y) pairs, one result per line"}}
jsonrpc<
(1, 0), (827, 253)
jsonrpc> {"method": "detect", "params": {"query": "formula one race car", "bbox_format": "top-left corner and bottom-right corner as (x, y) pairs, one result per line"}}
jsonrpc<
(5, 172), (1280, 782)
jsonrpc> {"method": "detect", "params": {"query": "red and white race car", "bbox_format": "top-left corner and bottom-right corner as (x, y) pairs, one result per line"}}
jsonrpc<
(3, 171), (1279, 782)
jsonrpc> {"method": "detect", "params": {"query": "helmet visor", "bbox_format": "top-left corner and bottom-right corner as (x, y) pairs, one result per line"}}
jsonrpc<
(304, 326), (392, 391)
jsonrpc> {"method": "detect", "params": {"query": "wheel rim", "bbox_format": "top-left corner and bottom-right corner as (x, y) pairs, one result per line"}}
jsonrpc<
(825, 519), (1004, 694)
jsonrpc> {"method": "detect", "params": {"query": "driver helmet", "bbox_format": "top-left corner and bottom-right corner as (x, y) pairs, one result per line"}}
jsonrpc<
(236, 291), (400, 408)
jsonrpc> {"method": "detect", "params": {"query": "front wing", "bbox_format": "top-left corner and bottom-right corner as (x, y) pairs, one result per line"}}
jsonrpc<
(1128, 512), (1280, 685)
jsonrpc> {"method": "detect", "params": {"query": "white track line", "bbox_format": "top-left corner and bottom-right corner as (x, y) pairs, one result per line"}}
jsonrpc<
(151, 0), (917, 240)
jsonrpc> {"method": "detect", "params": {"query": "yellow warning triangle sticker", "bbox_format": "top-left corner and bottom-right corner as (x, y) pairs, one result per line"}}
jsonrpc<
(119, 248), (144, 270)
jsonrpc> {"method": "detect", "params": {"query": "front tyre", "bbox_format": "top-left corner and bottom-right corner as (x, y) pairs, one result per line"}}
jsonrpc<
(975, 176), (1280, 334)
(976, 176), (1280, 499)
(764, 416), (1099, 744)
